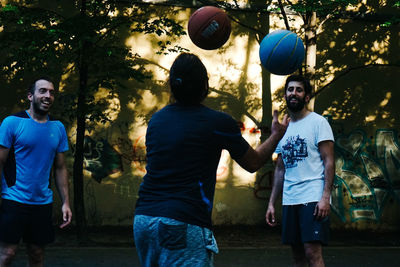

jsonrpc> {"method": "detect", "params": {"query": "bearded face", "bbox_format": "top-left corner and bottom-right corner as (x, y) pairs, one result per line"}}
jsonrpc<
(284, 81), (309, 113)
(31, 93), (52, 115)
(286, 94), (307, 112)
(28, 79), (55, 116)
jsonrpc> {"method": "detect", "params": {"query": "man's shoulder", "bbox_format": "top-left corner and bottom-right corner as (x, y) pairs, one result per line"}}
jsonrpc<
(203, 106), (231, 118)
(48, 116), (67, 133)
(157, 104), (232, 119)
(48, 115), (63, 123)
(308, 111), (323, 118)
(306, 112), (330, 123)
(10, 111), (29, 118)
(1, 111), (29, 125)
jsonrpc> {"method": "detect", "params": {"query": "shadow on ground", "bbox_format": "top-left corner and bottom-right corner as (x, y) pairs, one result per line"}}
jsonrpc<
(10, 226), (400, 267)
(52, 225), (400, 248)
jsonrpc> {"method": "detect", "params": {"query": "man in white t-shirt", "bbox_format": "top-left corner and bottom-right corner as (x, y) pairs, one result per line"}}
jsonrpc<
(266, 75), (335, 267)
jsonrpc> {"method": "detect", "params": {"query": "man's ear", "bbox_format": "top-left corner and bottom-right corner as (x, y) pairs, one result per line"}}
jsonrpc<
(27, 92), (33, 102)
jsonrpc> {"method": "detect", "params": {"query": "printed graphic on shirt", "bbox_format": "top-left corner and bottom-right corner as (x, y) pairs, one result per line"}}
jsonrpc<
(282, 135), (308, 168)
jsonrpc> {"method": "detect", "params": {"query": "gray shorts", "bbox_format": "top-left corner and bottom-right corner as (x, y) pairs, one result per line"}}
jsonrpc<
(133, 215), (218, 267)
(282, 202), (330, 245)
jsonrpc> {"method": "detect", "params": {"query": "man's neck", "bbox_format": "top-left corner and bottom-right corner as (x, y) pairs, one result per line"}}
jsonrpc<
(289, 108), (310, 122)
(28, 108), (48, 123)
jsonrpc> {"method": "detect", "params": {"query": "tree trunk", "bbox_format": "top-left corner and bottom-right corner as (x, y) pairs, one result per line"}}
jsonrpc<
(261, 67), (272, 141)
(256, 11), (273, 199)
(259, 13), (272, 142)
(305, 11), (317, 110)
(73, 0), (88, 242)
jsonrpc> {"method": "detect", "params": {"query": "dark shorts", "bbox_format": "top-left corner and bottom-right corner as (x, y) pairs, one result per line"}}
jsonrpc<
(0, 199), (54, 246)
(282, 202), (329, 245)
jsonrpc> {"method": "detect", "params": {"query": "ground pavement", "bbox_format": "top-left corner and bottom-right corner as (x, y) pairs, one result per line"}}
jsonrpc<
(11, 226), (400, 266)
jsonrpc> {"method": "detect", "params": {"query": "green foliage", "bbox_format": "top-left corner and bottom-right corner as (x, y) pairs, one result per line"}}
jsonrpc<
(381, 1), (400, 27)
(283, 0), (358, 16)
(0, 0), (186, 125)
(0, 0), (188, 234)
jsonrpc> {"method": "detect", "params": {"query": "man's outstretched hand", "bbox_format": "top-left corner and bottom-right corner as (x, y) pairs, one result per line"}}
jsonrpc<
(271, 110), (290, 140)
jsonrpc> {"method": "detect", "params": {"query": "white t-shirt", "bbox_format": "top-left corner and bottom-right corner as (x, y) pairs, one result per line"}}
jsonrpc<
(275, 112), (334, 205)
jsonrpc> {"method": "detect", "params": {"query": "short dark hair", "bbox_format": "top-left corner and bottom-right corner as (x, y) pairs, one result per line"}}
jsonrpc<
(284, 75), (312, 96)
(169, 53), (208, 105)
(28, 76), (55, 95)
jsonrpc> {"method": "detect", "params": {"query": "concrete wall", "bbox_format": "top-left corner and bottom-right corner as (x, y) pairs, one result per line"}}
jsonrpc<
(1, 1), (398, 231)
(62, 8), (399, 231)
(315, 15), (400, 230)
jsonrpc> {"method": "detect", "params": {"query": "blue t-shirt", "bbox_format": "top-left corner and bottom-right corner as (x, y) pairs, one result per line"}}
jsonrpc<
(0, 111), (69, 204)
(134, 103), (250, 228)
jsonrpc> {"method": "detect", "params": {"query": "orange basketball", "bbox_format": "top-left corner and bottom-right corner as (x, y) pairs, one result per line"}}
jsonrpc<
(188, 6), (231, 50)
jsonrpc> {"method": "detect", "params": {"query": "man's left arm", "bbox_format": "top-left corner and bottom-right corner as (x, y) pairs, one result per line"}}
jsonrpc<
(315, 140), (335, 220)
(54, 152), (72, 228)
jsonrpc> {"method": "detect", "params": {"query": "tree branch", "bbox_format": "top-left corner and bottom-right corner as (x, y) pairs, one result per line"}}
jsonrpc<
(8, 4), (67, 20)
(227, 14), (266, 37)
(131, 57), (262, 127)
(209, 87), (261, 128)
(314, 63), (400, 98)
(277, 0), (291, 30)
(136, 58), (169, 72)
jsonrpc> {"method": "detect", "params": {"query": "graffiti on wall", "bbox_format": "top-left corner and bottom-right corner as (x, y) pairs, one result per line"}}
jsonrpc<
(81, 136), (123, 183)
(333, 129), (400, 222)
(74, 135), (140, 199)
(79, 123), (400, 224)
(80, 121), (260, 181)
(253, 171), (274, 199)
(252, 127), (400, 224)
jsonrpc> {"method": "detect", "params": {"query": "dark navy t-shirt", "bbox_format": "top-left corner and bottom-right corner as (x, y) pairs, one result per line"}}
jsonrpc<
(134, 103), (250, 228)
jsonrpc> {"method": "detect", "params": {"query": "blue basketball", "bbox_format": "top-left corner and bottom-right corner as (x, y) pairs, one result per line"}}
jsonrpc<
(259, 30), (305, 75)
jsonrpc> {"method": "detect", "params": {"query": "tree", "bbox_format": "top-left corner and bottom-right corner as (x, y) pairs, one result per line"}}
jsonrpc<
(180, 0), (399, 200)
(197, 0), (358, 108)
(0, 0), (186, 241)
(273, 0), (399, 104)
(195, 0), (399, 109)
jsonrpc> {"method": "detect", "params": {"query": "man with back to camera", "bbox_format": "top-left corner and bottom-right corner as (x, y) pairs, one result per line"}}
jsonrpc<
(133, 53), (290, 266)
(266, 75), (335, 267)
(0, 77), (72, 267)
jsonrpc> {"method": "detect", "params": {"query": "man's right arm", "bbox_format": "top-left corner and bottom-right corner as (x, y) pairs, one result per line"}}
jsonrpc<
(0, 146), (10, 192)
(0, 118), (11, 176)
(265, 154), (285, 226)
(236, 111), (289, 173)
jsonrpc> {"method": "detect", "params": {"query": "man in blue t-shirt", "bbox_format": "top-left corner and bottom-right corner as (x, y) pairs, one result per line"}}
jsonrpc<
(266, 75), (335, 267)
(133, 53), (290, 266)
(0, 77), (72, 266)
